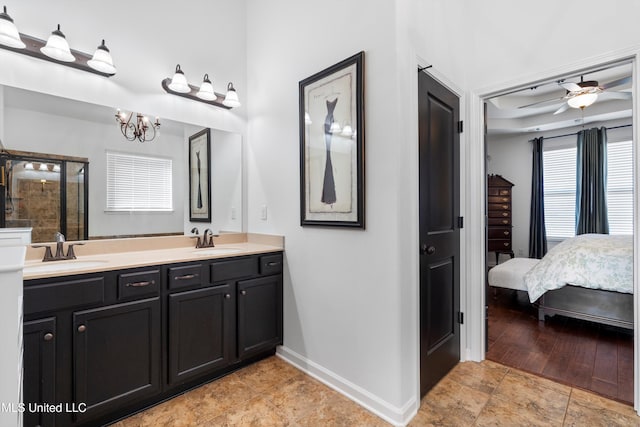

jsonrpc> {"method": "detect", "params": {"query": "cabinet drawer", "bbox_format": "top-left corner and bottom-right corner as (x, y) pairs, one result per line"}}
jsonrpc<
(211, 257), (258, 283)
(488, 203), (510, 211)
(488, 228), (512, 239)
(24, 276), (105, 315)
(488, 195), (510, 204)
(168, 264), (204, 290)
(118, 270), (160, 300)
(260, 254), (283, 276)
(488, 217), (511, 226)
(488, 210), (511, 218)
(488, 239), (512, 251)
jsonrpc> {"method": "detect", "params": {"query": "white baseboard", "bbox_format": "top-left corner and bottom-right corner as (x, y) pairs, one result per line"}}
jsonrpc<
(276, 346), (417, 427)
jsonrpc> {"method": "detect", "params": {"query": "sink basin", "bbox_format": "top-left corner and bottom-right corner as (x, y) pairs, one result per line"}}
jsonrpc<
(191, 248), (243, 256)
(23, 260), (109, 275)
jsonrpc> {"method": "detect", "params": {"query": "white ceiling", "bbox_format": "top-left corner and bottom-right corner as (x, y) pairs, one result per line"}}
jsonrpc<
(486, 61), (632, 135)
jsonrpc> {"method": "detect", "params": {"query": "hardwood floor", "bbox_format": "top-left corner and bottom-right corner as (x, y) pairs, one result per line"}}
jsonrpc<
(486, 287), (634, 406)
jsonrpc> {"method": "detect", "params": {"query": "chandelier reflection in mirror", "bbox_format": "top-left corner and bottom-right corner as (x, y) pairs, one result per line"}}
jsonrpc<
(115, 110), (161, 143)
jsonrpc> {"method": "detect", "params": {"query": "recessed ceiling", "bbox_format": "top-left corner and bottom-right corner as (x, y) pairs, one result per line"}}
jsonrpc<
(486, 62), (632, 135)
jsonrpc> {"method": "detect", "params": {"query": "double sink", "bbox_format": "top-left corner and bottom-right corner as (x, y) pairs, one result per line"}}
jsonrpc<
(23, 247), (244, 276)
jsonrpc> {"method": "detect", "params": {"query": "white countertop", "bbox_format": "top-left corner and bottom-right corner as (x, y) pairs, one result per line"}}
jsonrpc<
(23, 234), (283, 280)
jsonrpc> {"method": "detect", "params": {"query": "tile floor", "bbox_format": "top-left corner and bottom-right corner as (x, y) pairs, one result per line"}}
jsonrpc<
(113, 356), (639, 426)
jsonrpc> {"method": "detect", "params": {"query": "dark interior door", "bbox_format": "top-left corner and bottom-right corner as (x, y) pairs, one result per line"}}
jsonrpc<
(418, 71), (461, 397)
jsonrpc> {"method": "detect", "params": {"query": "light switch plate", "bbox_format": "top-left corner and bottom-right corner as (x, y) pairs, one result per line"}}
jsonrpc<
(260, 205), (268, 220)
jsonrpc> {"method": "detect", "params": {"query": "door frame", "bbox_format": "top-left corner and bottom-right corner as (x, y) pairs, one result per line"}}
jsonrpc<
(464, 47), (640, 413)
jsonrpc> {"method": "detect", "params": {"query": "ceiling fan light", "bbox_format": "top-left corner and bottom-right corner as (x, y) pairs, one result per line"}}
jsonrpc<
(40, 24), (75, 62)
(567, 93), (598, 109)
(0, 6), (25, 49)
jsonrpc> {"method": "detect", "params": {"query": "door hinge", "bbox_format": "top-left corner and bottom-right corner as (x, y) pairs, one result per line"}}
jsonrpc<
(458, 312), (464, 324)
(457, 120), (463, 133)
(457, 216), (464, 229)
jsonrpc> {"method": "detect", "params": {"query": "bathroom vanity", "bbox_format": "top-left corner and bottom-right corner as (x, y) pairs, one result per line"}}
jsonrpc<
(22, 234), (283, 427)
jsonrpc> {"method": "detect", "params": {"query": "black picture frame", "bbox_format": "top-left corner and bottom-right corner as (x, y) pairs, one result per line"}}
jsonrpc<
(188, 128), (211, 222)
(299, 51), (365, 228)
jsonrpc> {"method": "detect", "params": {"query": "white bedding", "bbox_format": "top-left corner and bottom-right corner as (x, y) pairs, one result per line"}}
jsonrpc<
(488, 258), (540, 291)
(523, 234), (633, 302)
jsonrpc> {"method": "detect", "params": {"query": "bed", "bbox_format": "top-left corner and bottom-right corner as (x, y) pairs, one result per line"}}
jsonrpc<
(490, 234), (633, 330)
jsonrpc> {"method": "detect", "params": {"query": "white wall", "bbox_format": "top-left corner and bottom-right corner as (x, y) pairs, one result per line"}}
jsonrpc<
(246, 0), (412, 423)
(0, 1), (247, 138)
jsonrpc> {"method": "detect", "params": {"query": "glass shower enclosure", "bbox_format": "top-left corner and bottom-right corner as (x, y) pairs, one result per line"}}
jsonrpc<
(1, 150), (88, 243)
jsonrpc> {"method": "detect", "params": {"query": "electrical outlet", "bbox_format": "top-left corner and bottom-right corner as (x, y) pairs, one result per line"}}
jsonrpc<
(260, 205), (268, 220)
(518, 249), (524, 257)
(231, 207), (236, 220)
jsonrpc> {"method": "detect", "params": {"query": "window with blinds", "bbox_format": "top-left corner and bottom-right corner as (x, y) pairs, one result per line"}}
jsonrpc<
(542, 140), (632, 240)
(106, 151), (173, 212)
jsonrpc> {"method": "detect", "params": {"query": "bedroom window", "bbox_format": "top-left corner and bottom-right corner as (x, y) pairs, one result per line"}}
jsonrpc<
(543, 140), (632, 240)
(106, 151), (173, 212)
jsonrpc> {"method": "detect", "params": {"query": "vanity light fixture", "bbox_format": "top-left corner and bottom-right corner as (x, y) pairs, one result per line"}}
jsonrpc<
(161, 64), (240, 109)
(38, 163), (48, 171)
(0, 6), (25, 48)
(115, 109), (161, 143)
(40, 24), (75, 62)
(87, 39), (116, 74)
(0, 6), (116, 77)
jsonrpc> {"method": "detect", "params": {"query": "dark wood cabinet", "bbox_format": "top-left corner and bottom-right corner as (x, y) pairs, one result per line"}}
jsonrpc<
(23, 317), (56, 427)
(237, 275), (283, 359)
(487, 174), (514, 264)
(73, 297), (161, 423)
(23, 251), (283, 426)
(168, 284), (234, 385)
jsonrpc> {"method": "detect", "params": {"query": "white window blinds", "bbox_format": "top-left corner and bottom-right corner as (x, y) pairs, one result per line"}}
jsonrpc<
(542, 140), (632, 240)
(543, 147), (576, 240)
(106, 151), (173, 211)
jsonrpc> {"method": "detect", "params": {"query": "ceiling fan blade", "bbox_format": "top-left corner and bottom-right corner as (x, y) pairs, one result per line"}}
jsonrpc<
(553, 103), (570, 115)
(559, 81), (582, 92)
(599, 91), (632, 101)
(518, 96), (565, 109)
(601, 76), (631, 90)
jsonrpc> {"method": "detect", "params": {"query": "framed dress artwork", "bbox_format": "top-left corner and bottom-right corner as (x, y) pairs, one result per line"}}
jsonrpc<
(189, 128), (211, 222)
(299, 51), (365, 228)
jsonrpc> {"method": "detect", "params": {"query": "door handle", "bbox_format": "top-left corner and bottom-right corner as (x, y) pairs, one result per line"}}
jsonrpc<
(420, 244), (436, 255)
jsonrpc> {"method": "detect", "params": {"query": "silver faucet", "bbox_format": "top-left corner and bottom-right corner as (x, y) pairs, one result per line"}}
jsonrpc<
(202, 229), (216, 248)
(32, 232), (85, 262)
(190, 227), (202, 248)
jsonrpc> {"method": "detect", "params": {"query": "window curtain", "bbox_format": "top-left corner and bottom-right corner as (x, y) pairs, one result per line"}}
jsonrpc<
(529, 137), (547, 258)
(575, 127), (609, 235)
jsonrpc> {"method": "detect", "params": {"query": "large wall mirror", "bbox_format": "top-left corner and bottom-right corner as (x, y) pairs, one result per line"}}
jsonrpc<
(0, 85), (243, 242)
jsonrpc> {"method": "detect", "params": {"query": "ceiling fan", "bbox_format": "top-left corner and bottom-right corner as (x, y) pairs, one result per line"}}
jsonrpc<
(519, 75), (632, 115)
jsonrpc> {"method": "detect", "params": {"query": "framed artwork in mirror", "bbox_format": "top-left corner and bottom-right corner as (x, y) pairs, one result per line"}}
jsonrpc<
(189, 128), (211, 222)
(299, 51), (365, 228)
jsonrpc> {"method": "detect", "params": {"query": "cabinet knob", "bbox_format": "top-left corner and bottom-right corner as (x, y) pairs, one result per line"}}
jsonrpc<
(77, 325), (87, 333)
(503, 231), (510, 236)
(44, 333), (54, 341)
(224, 293), (231, 299)
(502, 205), (508, 209)
(503, 243), (509, 247)
(502, 213), (508, 217)
(240, 290), (247, 296)
(502, 220), (508, 224)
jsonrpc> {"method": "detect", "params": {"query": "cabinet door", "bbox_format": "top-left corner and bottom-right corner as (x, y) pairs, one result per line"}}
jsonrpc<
(23, 318), (56, 427)
(237, 275), (282, 359)
(73, 298), (161, 423)
(168, 284), (233, 385)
